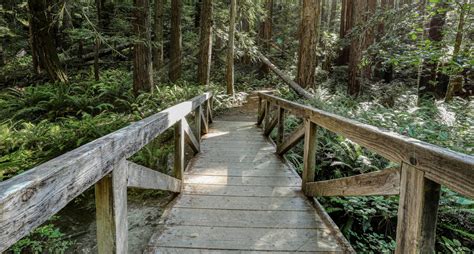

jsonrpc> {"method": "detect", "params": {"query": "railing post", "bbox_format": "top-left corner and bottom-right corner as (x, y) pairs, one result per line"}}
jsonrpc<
(277, 106), (284, 145)
(264, 100), (271, 130)
(194, 105), (202, 146)
(207, 97), (213, 124)
(302, 119), (317, 194)
(395, 162), (441, 254)
(95, 159), (128, 254)
(174, 119), (185, 181)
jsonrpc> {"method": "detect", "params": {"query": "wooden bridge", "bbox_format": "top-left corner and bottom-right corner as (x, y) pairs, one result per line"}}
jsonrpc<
(1, 92), (473, 253)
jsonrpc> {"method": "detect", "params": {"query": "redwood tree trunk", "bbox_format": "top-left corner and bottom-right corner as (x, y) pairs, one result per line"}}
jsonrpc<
(153, 0), (164, 71)
(133, 0), (154, 94)
(347, 0), (366, 96)
(28, 0), (68, 82)
(259, 0), (273, 74)
(226, 0), (237, 95)
(197, 0), (213, 86)
(336, 0), (353, 66)
(328, 0), (338, 32)
(362, 0), (377, 80)
(169, 0), (182, 82)
(296, 0), (320, 88)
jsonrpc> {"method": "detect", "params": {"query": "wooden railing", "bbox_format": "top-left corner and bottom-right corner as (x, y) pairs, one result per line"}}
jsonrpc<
(0, 92), (213, 253)
(257, 92), (474, 254)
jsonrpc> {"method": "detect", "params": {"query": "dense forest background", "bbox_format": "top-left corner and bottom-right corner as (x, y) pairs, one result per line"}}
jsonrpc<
(1, 0), (473, 253)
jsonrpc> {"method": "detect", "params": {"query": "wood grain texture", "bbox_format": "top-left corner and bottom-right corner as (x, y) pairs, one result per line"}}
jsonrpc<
(277, 124), (305, 155)
(182, 118), (200, 154)
(258, 92), (474, 199)
(264, 112), (278, 136)
(126, 161), (181, 192)
(302, 119), (317, 194)
(194, 105), (202, 146)
(95, 160), (128, 254)
(0, 93), (211, 251)
(174, 119), (185, 180)
(305, 168), (400, 197)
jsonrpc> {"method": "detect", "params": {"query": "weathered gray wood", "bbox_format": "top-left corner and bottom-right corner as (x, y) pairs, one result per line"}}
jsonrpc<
(264, 100), (271, 130)
(277, 106), (285, 145)
(0, 93), (211, 251)
(257, 98), (266, 126)
(277, 124), (305, 155)
(174, 119), (185, 180)
(183, 175), (301, 186)
(264, 113), (278, 136)
(146, 247), (341, 253)
(305, 168), (400, 197)
(95, 160), (128, 254)
(194, 105), (202, 145)
(207, 97), (213, 124)
(201, 112), (209, 134)
(302, 119), (317, 194)
(182, 118), (200, 154)
(258, 92), (474, 199)
(395, 163), (440, 254)
(126, 161), (181, 192)
(182, 184), (301, 197)
(186, 163), (294, 177)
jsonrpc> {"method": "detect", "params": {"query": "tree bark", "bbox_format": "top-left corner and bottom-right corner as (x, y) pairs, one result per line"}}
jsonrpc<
(194, 0), (202, 28)
(153, 0), (165, 71)
(133, 0), (154, 94)
(347, 0), (366, 96)
(336, 0), (353, 66)
(169, 0), (182, 82)
(329, 0), (338, 32)
(226, 0), (237, 95)
(296, 0), (320, 88)
(418, 1), (448, 100)
(259, 0), (273, 74)
(28, 0), (68, 83)
(362, 0), (377, 79)
(197, 0), (213, 86)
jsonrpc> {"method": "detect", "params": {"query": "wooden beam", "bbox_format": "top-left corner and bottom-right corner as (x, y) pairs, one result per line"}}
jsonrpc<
(126, 161), (181, 192)
(302, 119), (317, 194)
(182, 118), (200, 154)
(0, 92), (211, 251)
(95, 160), (128, 254)
(277, 107), (284, 145)
(207, 97), (213, 124)
(305, 168), (400, 197)
(263, 100), (271, 130)
(258, 92), (474, 199)
(257, 99), (266, 126)
(395, 163), (440, 254)
(277, 124), (305, 156)
(194, 105), (202, 143)
(201, 112), (209, 134)
(264, 115), (278, 136)
(174, 119), (185, 180)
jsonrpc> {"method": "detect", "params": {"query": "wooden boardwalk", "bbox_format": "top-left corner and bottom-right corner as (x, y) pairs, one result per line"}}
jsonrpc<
(145, 121), (347, 253)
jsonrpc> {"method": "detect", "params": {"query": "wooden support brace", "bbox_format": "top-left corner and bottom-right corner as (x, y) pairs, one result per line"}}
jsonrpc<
(201, 111), (209, 134)
(395, 163), (441, 254)
(305, 167), (400, 197)
(174, 119), (185, 180)
(95, 160), (128, 254)
(182, 118), (200, 154)
(126, 161), (181, 192)
(207, 98), (213, 124)
(257, 99), (266, 126)
(277, 107), (285, 145)
(277, 124), (305, 156)
(264, 115), (278, 136)
(194, 105), (202, 143)
(263, 100), (271, 130)
(302, 119), (317, 194)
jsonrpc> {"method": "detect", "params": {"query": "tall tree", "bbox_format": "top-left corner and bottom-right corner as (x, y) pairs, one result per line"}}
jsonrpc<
(328, 0), (338, 32)
(259, 0), (273, 74)
(169, 0), (182, 82)
(226, 0), (237, 95)
(132, 0), (154, 94)
(347, 0), (367, 96)
(296, 0), (320, 88)
(336, 0), (353, 66)
(362, 0), (377, 79)
(197, 0), (213, 86)
(153, 0), (165, 71)
(418, 1), (448, 100)
(28, 0), (68, 82)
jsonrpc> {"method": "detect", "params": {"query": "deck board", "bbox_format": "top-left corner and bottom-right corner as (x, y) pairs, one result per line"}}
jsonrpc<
(146, 121), (348, 253)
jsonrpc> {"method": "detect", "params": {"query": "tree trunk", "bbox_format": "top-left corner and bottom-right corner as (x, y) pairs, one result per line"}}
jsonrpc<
(336, 0), (353, 66)
(418, 1), (448, 100)
(194, 0), (202, 28)
(133, 0), (154, 94)
(329, 0), (338, 32)
(259, 0), (273, 74)
(320, 0), (327, 30)
(226, 0), (237, 95)
(28, 0), (68, 83)
(362, 0), (377, 80)
(296, 0), (320, 88)
(197, 0), (213, 86)
(347, 0), (366, 96)
(153, 0), (164, 71)
(169, 0), (182, 82)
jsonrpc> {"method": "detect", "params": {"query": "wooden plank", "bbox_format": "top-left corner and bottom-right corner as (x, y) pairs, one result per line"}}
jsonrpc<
(264, 100), (271, 130)
(183, 175), (301, 187)
(305, 168), (400, 197)
(162, 208), (325, 229)
(194, 105), (202, 145)
(182, 184), (301, 197)
(257, 96), (263, 126)
(302, 119), (317, 194)
(277, 106), (285, 144)
(256, 102), (266, 126)
(201, 111), (209, 134)
(182, 118), (200, 154)
(148, 226), (342, 252)
(186, 164), (295, 177)
(395, 163), (440, 254)
(173, 195), (313, 211)
(263, 114), (278, 136)
(207, 97), (213, 124)
(258, 92), (474, 198)
(95, 160), (128, 254)
(145, 247), (341, 253)
(277, 124), (305, 155)
(0, 93), (211, 251)
(126, 161), (181, 192)
(174, 119), (185, 180)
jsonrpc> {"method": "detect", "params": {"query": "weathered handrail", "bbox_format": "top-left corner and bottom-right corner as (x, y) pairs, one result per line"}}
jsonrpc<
(256, 92), (474, 254)
(0, 92), (212, 252)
